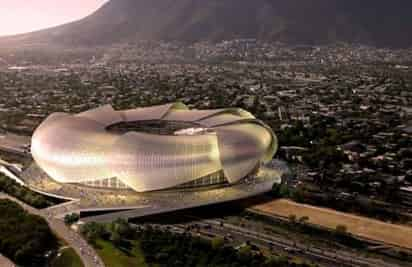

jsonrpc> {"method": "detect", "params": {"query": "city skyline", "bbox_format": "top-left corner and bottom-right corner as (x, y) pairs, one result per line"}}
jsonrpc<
(0, 0), (107, 36)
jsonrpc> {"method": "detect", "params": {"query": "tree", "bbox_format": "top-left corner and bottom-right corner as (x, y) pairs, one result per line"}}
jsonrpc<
(288, 214), (297, 224)
(335, 224), (348, 236)
(0, 200), (58, 265)
(237, 244), (252, 262)
(0, 174), (54, 208)
(279, 184), (290, 197)
(110, 231), (122, 247)
(113, 218), (131, 237)
(299, 216), (310, 225)
(81, 222), (106, 245)
(64, 213), (80, 225)
(211, 237), (225, 250)
(291, 186), (305, 203)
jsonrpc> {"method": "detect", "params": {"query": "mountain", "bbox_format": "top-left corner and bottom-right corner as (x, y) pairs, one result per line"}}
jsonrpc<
(2, 0), (412, 48)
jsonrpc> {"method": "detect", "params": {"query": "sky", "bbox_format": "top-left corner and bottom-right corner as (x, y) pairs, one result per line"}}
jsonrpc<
(0, 0), (109, 36)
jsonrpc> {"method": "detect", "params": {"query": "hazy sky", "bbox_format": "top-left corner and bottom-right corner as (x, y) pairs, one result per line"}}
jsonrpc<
(0, 0), (109, 36)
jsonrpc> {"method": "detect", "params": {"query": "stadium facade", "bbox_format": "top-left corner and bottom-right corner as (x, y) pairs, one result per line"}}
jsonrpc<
(31, 103), (277, 193)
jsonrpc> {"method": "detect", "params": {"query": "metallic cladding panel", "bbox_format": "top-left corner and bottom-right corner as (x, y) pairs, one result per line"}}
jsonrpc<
(162, 109), (226, 122)
(198, 108), (255, 121)
(121, 103), (176, 121)
(31, 115), (117, 183)
(198, 114), (250, 127)
(31, 103), (278, 193)
(261, 123), (279, 162)
(212, 119), (278, 163)
(109, 132), (222, 192)
(214, 123), (273, 183)
(33, 112), (70, 133)
(195, 108), (255, 127)
(76, 105), (123, 126)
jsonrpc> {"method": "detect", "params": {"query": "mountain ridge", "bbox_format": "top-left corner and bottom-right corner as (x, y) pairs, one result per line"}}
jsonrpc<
(1, 0), (411, 48)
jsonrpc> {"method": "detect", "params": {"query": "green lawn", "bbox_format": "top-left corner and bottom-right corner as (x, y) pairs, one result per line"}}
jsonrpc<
(51, 247), (84, 267)
(94, 239), (150, 267)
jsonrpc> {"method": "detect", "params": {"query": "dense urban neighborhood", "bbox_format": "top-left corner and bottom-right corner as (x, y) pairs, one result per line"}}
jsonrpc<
(0, 40), (411, 267)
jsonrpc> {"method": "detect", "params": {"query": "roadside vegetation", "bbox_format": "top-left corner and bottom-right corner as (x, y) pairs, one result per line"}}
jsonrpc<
(0, 199), (58, 266)
(240, 210), (412, 264)
(94, 238), (149, 267)
(0, 173), (62, 208)
(81, 219), (317, 267)
(271, 180), (410, 223)
(64, 212), (80, 225)
(50, 247), (84, 267)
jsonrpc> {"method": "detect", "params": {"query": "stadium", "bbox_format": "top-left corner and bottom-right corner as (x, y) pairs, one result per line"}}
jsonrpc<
(31, 103), (278, 193)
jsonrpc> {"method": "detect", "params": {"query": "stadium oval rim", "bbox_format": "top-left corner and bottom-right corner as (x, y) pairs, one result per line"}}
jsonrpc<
(31, 102), (278, 192)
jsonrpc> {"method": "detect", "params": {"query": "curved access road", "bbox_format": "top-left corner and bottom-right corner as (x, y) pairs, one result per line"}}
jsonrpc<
(0, 193), (104, 267)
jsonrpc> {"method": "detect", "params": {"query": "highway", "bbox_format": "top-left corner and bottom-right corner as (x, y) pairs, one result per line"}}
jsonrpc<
(148, 216), (403, 267)
(0, 133), (30, 156)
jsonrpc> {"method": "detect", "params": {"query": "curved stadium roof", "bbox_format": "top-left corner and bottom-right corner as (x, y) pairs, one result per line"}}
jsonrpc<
(31, 103), (278, 192)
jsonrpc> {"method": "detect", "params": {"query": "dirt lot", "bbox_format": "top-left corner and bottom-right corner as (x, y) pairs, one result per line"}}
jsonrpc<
(252, 199), (412, 250)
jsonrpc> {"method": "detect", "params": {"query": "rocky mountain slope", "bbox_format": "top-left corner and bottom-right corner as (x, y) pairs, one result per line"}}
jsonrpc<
(1, 0), (411, 48)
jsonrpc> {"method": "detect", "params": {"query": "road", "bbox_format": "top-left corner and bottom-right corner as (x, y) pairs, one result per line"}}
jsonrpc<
(153, 216), (403, 267)
(0, 133), (30, 156)
(0, 193), (104, 267)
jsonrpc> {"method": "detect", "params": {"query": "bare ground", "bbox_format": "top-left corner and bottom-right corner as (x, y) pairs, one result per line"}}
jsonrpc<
(252, 199), (412, 250)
